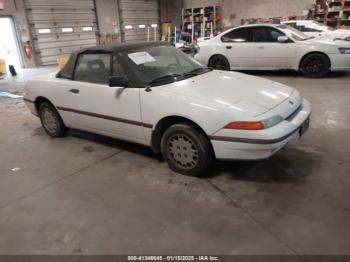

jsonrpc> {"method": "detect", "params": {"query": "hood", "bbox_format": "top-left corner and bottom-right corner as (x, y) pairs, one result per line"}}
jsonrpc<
(317, 31), (350, 42)
(334, 29), (350, 37)
(159, 71), (294, 117)
(306, 36), (350, 47)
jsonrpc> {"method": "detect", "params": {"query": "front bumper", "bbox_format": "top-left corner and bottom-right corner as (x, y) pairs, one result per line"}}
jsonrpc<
(210, 98), (311, 160)
(329, 54), (350, 70)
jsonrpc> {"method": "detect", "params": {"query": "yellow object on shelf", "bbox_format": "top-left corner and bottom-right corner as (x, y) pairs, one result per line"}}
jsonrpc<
(57, 57), (69, 69)
(0, 59), (6, 75)
(161, 23), (172, 38)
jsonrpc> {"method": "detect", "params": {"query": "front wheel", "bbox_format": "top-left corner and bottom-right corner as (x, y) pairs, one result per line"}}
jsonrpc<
(300, 53), (330, 78)
(161, 124), (214, 177)
(208, 55), (230, 71)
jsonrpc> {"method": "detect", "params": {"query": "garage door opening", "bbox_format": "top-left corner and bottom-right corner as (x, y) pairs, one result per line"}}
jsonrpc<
(0, 17), (22, 69)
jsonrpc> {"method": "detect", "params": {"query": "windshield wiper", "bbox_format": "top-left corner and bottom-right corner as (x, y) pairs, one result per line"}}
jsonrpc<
(148, 74), (182, 86)
(183, 67), (213, 77)
(148, 68), (213, 87)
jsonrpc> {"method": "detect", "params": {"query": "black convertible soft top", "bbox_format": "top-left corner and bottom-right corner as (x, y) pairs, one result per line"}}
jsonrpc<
(57, 41), (169, 79)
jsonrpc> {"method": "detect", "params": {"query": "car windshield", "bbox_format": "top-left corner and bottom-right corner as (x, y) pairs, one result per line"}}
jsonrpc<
(277, 24), (313, 41)
(122, 45), (210, 87)
(312, 21), (336, 31)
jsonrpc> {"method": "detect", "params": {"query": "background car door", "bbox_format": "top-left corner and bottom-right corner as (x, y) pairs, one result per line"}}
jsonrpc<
(220, 28), (255, 69)
(57, 52), (145, 142)
(252, 26), (297, 69)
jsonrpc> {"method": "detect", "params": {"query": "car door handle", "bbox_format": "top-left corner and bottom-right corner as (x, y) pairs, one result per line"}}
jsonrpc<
(69, 89), (79, 94)
(226, 46), (232, 49)
(258, 46), (264, 49)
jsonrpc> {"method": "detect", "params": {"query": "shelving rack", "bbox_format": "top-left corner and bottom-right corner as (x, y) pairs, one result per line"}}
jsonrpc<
(182, 6), (221, 42)
(314, 0), (350, 28)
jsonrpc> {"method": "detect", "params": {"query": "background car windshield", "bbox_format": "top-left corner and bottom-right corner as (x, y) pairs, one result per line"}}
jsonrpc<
(312, 21), (336, 31)
(123, 46), (204, 85)
(277, 25), (310, 40)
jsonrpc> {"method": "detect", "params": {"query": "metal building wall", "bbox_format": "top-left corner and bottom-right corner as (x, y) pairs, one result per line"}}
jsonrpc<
(118, 0), (160, 42)
(25, 0), (98, 65)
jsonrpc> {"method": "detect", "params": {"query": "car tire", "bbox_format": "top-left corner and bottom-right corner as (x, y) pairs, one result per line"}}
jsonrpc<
(208, 55), (230, 71)
(38, 102), (68, 137)
(300, 53), (330, 78)
(161, 123), (214, 177)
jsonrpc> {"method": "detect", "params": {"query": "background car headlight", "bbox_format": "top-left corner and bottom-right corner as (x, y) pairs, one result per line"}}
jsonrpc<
(224, 116), (283, 130)
(339, 48), (350, 54)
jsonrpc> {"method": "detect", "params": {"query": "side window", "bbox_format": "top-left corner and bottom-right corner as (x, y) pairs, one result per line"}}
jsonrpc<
(74, 53), (111, 84)
(112, 54), (127, 78)
(221, 28), (252, 43)
(253, 27), (285, 42)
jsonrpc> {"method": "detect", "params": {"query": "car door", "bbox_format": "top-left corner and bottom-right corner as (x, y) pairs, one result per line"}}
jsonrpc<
(252, 26), (297, 69)
(56, 52), (145, 142)
(219, 27), (255, 69)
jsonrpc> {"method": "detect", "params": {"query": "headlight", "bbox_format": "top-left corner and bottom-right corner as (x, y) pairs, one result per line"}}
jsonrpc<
(339, 48), (350, 54)
(261, 115), (283, 128)
(224, 116), (283, 130)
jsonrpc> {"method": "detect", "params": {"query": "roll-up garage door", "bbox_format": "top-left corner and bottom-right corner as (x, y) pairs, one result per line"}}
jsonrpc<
(119, 0), (160, 42)
(25, 0), (98, 66)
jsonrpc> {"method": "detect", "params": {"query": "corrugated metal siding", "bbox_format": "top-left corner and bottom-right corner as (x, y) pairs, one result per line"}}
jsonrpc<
(119, 0), (160, 42)
(25, 0), (98, 65)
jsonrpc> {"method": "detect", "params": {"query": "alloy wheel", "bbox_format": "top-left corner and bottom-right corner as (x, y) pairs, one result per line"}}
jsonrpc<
(304, 57), (326, 75)
(210, 57), (229, 70)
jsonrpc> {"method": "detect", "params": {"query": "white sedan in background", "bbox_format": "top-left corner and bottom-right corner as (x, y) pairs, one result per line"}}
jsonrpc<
(282, 20), (350, 41)
(24, 42), (311, 177)
(194, 24), (350, 78)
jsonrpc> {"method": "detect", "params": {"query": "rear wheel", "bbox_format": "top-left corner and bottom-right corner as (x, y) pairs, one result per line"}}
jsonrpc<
(161, 124), (214, 177)
(300, 53), (330, 78)
(208, 55), (230, 71)
(38, 102), (68, 137)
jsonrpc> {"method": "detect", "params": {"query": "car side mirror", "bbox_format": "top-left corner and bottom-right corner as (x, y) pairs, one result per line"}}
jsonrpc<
(109, 76), (130, 87)
(278, 36), (289, 43)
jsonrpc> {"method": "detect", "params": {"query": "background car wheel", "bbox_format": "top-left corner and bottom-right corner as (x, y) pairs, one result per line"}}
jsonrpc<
(161, 123), (214, 177)
(38, 102), (68, 137)
(300, 53), (330, 78)
(208, 55), (230, 71)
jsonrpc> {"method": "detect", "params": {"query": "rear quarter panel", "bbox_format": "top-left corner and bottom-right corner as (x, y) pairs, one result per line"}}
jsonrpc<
(24, 73), (71, 117)
(195, 38), (224, 66)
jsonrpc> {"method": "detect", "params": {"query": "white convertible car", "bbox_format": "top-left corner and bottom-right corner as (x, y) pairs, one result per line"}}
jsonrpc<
(194, 24), (350, 78)
(282, 20), (350, 41)
(24, 42), (311, 176)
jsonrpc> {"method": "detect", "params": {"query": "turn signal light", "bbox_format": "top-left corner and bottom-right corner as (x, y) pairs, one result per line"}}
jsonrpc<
(224, 121), (265, 130)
